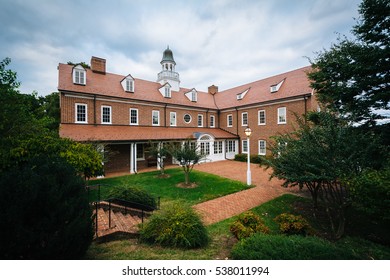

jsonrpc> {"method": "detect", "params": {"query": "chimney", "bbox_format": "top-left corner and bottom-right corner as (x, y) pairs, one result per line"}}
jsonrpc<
(91, 56), (106, 74)
(208, 85), (218, 95)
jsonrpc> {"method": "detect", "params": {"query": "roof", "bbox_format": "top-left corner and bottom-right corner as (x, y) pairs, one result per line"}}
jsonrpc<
(59, 124), (238, 142)
(215, 66), (312, 110)
(58, 63), (312, 111)
(58, 63), (218, 110)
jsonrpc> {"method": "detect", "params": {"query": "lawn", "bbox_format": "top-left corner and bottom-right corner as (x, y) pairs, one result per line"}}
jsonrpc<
(87, 167), (251, 206)
(85, 193), (390, 260)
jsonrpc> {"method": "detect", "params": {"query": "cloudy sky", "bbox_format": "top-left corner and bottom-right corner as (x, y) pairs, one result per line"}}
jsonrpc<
(0, 0), (362, 95)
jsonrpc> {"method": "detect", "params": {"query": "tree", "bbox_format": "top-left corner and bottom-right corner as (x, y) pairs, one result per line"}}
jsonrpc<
(266, 112), (383, 239)
(168, 140), (205, 186)
(146, 142), (170, 176)
(308, 0), (390, 126)
(0, 155), (93, 259)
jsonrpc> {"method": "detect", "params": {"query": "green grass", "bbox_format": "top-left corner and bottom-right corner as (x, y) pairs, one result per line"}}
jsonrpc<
(86, 193), (390, 260)
(87, 168), (251, 206)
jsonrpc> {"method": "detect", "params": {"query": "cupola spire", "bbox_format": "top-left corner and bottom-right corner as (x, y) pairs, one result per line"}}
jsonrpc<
(157, 46), (180, 91)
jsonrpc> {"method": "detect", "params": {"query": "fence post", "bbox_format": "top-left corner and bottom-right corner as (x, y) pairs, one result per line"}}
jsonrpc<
(108, 200), (112, 228)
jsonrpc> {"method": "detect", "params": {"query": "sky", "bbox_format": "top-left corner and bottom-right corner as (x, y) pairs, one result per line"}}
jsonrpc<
(0, 0), (362, 96)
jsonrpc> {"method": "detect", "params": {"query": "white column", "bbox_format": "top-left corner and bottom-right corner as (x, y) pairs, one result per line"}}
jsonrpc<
(157, 142), (162, 170)
(130, 143), (135, 174)
(134, 143), (138, 173)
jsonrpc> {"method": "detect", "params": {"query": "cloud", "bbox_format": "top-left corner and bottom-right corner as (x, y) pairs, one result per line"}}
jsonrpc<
(0, 0), (361, 95)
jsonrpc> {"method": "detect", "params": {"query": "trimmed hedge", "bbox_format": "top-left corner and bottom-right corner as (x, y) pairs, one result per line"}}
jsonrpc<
(234, 154), (271, 165)
(231, 233), (355, 260)
(107, 185), (157, 209)
(139, 202), (209, 249)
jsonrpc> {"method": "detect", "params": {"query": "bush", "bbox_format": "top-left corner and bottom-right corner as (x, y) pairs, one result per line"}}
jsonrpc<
(350, 166), (390, 221)
(0, 156), (93, 259)
(107, 185), (157, 209)
(234, 154), (268, 165)
(230, 211), (270, 240)
(139, 202), (209, 248)
(231, 233), (356, 260)
(274, 213), (312, 236)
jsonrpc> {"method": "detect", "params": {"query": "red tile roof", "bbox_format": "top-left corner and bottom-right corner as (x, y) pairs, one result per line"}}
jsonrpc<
(215, 66), (312, 109)
(59, 124), (238, 142)
(58, 63), (218, 110)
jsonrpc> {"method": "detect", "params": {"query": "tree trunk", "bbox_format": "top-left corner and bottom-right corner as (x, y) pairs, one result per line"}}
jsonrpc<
(184, 166), (190, 185)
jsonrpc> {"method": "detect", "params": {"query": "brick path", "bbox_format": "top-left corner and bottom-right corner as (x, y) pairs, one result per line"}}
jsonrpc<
(192, 161), (306, 225)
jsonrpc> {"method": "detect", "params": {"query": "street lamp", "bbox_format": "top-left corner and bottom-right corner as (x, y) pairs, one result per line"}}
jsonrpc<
(244, 127), (252, 185)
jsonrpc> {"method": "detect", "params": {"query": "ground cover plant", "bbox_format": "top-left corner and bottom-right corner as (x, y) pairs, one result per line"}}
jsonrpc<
(85, 194), (390, 260)
(87, 168), (251, 206)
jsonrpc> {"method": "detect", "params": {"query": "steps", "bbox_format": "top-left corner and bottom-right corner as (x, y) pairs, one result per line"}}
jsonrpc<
(93, 203), (147, 241)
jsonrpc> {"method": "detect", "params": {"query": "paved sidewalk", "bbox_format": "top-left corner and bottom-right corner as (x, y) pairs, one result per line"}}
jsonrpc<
(192, 161), (306, 225)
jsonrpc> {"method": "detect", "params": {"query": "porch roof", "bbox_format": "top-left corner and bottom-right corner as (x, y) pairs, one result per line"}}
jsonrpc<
(59, 124), (238, 142)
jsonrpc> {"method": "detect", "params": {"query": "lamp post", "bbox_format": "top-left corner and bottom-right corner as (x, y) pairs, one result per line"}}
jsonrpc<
(244, 127), (252, 185)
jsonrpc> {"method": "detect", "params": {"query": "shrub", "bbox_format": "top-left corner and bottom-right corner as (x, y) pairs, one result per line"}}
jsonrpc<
(0, 156), (93, 259)
(230, 211), (270, 240)
(107, 185), (157, 209)
(139, 202), (209, 248)
(231, 233), (356, 260)
(234, 154), (268, 165)
(274, 213), (311, 236)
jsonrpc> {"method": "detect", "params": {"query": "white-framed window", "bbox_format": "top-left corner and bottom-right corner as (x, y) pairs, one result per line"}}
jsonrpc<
(152, 110), (160, 126)
(183, 114), (192, 124)
(75, 103), (87, 123)
(136, 144), (145, 160)
(126, 79), (134, 92)
(200, 142), (210, 155)
(130, 108), (138, 125)
(226, 140), (236, 153)
(242, 112), (248, 126)
(170, 112), (176, 126)
(210, 115), (215, 128)
(242, 140), (248, 154)
(101, 105), (111, 124)
(73, 65), (86, 85)
(191, 90), (197, 102)
(227, 114), (233, 127)
(278, 107), (287, 124)
(258, 110), (266, 125)
(198, 114), (203, 127)
(258, 140), (266, 155)
(214, 141), (223, 154)
(165, 86), (171, 98)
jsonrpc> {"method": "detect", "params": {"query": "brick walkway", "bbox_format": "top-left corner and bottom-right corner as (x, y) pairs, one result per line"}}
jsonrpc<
(192, 160), (306, 225)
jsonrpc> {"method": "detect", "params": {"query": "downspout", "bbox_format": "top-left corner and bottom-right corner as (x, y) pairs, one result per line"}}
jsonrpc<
(206, 109), (209, 127)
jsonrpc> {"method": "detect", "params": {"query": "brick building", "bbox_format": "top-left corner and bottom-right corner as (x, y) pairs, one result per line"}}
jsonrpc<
(59, 47), (317, 175)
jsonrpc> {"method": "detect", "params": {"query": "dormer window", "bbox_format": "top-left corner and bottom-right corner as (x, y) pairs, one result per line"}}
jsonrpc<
(121, 75), (135, 92)
(73, 65), (86, 85)
(165, 86), (171, 98)
(237, 88), (250, 100)
(270, 78), (285, 93)
(185, 88), (197, 102)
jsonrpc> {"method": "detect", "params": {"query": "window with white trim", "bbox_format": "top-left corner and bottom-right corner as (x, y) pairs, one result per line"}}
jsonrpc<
(101, 106), (111, 124)
(258, 140), (266, 155)
(210, 115), (215, 128)
(258, 110), (266, 125)
(130, 108), (138, 125)
(278, 107), (286, 124)
(197, 114), (203, 127)
(242, 112), (248, 126)
(183, 114), (191, 124)
(214, 141), (223, 154)
(226, 140), (236, 153)
(165, 86), (171, 98)
(242, 140), (248, 154)
(227, 114), (233, 127)
(75, 103), (87, 123)
(200, 142), (210, 155)
(170, 112), (176, 126)
(73, 65), (86, 85)
(136, 144), (144, 160)
(152, 110), (160, 126)
(126, 79), (134, 92)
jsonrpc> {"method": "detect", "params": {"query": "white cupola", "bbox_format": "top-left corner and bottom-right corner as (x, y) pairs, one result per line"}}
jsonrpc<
(157, 46), (180, 91)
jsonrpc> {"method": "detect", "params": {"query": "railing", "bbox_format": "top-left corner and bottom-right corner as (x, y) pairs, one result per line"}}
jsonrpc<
(157, 71), (180, 81)
(87, 185), (160, 237)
